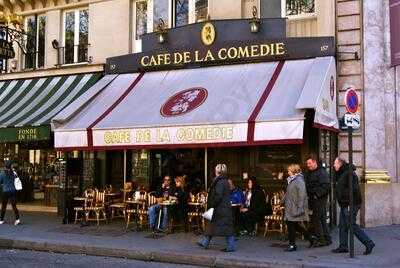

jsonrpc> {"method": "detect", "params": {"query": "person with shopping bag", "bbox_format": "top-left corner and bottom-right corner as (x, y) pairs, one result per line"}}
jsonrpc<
(197, 164), (235, 252)
(0, 160), (21, 225)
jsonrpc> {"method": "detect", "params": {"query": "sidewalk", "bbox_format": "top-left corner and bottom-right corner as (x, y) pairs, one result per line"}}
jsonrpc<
(0, 212), (399, 268)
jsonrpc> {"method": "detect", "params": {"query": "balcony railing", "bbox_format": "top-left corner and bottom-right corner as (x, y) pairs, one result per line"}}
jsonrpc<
(285, 0), (315, 16)
(57, 43), (89, 66)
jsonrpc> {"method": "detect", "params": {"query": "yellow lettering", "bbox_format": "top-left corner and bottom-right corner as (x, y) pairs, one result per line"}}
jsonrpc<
(250, 45), (260, 57)
(276, 42), (285, 55)
(227, 47), (238, 59)
(183, 52), (191, 63)
(140, 56), (150, 67)
(218, 48), (227, 60)
(204, 50), (215, 62)
(238, 46), (249, 58)
(174, 52), (183, 64)
(260, 44), (270, 56)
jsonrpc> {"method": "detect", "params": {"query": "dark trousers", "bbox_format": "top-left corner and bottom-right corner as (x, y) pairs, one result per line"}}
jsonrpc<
(339, 206), (373, 249)
(1, 192), (20, 221)
(310, 198), (331, 243)
(239, 211), (258, 232)
(286, 221), (310, 246)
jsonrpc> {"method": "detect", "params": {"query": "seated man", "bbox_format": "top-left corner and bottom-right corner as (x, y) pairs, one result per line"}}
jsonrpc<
(148, 175), (175, 232)
(228, 178), (245, 205)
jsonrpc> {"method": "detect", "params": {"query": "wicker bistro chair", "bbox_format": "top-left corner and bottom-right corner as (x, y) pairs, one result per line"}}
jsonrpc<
(187, 192), (207, 233)
(86, 190), (108, 226)
(264, 192), (286, 237)
(125, 191), (149, 230)
(74, 188), (95, 224)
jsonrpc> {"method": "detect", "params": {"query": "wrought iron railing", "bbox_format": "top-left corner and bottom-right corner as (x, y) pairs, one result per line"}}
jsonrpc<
(57, 43), (89, 65)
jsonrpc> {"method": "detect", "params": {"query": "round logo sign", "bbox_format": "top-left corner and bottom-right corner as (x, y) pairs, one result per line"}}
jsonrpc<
(344, 87), (359, 114)
(201, 22), (216, 46)
(330, 76), (335, 101)
(160, 88), (208, 117)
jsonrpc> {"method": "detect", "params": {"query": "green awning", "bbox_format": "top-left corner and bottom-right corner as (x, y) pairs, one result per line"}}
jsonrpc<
(0, 73), (102, 143)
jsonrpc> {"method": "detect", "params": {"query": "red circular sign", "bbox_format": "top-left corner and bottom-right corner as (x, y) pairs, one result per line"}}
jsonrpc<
(345, 87), (359, 114)
(160, 88), (208, 117)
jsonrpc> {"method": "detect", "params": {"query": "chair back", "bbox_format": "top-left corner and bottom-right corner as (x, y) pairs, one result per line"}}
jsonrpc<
(95, 190), (106, 206)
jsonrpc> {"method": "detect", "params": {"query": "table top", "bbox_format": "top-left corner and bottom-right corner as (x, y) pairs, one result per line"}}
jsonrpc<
(231, 203), (242, 207)
(188, 202), (205, 206)
(74, 197), (87, 201)
(160, 201), (177, 206)
(106, 192), (120, 197)
(126, 199), (146, 204)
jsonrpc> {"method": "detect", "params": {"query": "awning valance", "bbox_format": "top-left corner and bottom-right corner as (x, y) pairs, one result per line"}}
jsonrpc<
(0, 73), (101, 143)
(53, 57), (337, 150)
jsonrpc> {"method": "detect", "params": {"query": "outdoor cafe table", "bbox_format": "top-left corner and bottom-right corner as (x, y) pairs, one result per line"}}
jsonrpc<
(125, 199), (146, 231)
(73, 196), (93, 224)
(157, 201), (177, 231)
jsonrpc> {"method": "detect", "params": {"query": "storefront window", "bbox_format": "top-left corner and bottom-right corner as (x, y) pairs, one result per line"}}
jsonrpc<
(130, 150), (150, 188)
(283, 0), (315, 16)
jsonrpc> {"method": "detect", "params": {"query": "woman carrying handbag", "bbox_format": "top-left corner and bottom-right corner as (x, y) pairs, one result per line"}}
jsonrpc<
(0, 160), (21, 225)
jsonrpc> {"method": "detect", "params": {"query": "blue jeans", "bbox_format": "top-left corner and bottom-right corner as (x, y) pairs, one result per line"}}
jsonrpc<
(339, 206), (372, 249)
(148, 204), (168, 230)
(199, 235), (236, 251)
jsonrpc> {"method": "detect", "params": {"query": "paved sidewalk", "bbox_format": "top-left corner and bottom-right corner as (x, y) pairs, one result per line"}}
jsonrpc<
(0, 212), (399, 268)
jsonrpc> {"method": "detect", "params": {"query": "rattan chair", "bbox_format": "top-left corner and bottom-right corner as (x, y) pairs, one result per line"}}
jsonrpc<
(74, 189), (95, 224)
(86, 190), (108, 226)
(264, 192), (286, 237)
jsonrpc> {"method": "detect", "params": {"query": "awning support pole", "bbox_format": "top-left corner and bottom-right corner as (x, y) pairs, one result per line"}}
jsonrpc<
(123, 149), (127, 189)
(204, 148), (208, 191)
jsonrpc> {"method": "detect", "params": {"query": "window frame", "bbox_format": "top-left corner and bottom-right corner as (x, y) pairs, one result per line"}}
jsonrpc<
(23, 14), (46, 70)
(133, 0), (209, 52)
(62, 7), (89, 65)
(281, 0), (316, 19)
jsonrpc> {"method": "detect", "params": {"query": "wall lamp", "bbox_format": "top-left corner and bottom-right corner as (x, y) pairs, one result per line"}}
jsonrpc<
(249, 6), (260, 33)
(156, 18), (167, 44)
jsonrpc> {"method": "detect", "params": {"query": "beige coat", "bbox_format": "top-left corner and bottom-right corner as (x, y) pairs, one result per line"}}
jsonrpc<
(284, 174), (309, 222)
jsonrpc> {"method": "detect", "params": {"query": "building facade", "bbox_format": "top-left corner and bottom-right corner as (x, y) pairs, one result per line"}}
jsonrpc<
(1, 0), (395, 228)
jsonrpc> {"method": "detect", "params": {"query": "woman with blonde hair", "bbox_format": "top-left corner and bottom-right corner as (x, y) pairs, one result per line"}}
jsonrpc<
(283, 164), (314, 251)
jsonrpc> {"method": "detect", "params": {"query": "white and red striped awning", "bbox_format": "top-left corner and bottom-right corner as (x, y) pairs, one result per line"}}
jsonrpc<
(52, 57), (337, 150)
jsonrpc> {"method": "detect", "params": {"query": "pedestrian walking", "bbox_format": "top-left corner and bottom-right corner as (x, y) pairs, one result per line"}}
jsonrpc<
(304, 154), (332, 247)
(0, 160), (20, 225)
(332, 157), (375, 255)
(283, 164), (314, 252)
(197, 164), (235, 252)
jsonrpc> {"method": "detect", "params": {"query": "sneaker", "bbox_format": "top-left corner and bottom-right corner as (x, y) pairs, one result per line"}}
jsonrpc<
(220, 248), (235, 252)
(0, 220), (4, 225)
(331, 247), (349, 253)
(364, 242), (375, 255)
(14, 219), (20, 226)
(284, 245), (297, 252)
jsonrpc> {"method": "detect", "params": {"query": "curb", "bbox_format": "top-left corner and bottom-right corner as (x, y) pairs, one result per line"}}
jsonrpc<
(0, 237), (323, 268)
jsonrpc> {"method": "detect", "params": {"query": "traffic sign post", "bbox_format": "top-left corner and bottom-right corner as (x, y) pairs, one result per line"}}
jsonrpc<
(343, 87), (359, 258)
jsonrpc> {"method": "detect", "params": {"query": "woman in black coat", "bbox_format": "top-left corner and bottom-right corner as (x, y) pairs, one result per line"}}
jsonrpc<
(197, 164), (235, 252)
(239, 177), (267, 236)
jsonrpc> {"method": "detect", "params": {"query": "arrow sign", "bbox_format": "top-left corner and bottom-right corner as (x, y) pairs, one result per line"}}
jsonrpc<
(344, 113), (361, 129)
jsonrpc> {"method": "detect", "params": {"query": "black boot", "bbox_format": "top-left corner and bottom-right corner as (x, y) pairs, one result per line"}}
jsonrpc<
(364, 241), (375, 255)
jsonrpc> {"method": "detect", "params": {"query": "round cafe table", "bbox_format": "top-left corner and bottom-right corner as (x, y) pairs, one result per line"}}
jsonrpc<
(125, 199), (147, 230)
(157, 201), (177, 231)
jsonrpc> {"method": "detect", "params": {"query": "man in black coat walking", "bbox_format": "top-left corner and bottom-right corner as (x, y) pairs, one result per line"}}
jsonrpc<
(197, 164), (235, 252)
(332, 157), (375, 255)
(305, 154), (332, 246)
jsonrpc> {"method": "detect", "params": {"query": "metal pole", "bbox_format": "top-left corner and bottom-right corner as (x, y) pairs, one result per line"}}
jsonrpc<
(348, 126), (354, 258)
(5, 26), (9, 71)
(123, 150), (127, 186)
(204, 148), (208, 191)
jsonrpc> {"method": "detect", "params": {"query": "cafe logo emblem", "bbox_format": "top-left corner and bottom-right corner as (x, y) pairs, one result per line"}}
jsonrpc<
(161, 88), (208, 117)
(201, 22), (216, 46)
(330, 76), (335, 101)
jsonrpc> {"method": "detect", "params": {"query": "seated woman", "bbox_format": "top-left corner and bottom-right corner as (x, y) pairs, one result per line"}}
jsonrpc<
(171, 176), (189, 230)
(239, 177), (267, 236)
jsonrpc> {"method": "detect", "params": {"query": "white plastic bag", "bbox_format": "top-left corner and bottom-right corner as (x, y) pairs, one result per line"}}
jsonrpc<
(13, 171), (22, 191)
(202, 208), (214, 221)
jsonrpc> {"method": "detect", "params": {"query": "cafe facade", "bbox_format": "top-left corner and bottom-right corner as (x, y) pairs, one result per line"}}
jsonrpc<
(51, 18), (339, 223)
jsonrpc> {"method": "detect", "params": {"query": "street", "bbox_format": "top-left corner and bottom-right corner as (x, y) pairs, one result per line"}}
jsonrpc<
(0, 249), (201, 268)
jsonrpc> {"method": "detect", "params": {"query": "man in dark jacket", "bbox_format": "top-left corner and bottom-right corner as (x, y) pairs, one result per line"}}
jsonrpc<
(198, 164), (235, 252)
(305, 155), (331, 246)
(332, 157), (375, 255)
(0, 160), (20, 225)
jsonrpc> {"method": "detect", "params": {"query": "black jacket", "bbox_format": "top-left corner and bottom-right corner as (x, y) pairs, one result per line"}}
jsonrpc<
(154, 185), (175, 198)
(244, 187), (268, 221)
(305, 167), (330, 202)
(172, 187), (188, 221)
(206, 175), (234, 237)
(335, 163), (362, 207)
